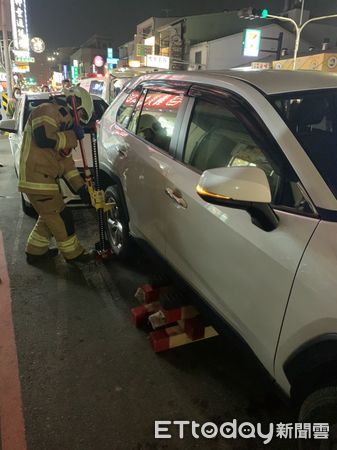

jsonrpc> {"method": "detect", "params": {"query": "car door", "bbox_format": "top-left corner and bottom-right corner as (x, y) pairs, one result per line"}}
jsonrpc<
(162, 86), (319, 374)
(8, 96), (24, 173)
(108, 83), (188, 256)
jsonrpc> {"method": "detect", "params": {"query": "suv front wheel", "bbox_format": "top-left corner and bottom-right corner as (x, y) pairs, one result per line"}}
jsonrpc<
(298, 386), (337, 449)
(105, 185), (130, 259)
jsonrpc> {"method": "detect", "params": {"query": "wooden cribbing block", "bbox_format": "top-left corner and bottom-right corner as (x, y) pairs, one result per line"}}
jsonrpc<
(149, 322), (218, 352)
(149, 306), (199, 329)
(134, 284), (173, 304)
(180, 317), (208, 340)
(148, 310), (167, 329)
(160, 305), (198, 324)
(131, 301), (160, 327)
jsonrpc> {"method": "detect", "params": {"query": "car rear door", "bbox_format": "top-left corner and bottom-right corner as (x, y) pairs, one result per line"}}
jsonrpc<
(104, 82), (189, 256)
(161, 85), (319, 374)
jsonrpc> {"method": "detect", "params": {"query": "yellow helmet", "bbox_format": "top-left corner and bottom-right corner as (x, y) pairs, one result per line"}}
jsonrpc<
(65, 86), (94, 124)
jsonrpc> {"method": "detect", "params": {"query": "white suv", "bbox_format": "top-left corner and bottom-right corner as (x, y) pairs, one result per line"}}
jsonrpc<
(98, 70), (337, 434)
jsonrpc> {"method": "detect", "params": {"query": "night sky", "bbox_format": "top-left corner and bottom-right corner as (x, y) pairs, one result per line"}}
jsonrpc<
(26, 0), (336, 50)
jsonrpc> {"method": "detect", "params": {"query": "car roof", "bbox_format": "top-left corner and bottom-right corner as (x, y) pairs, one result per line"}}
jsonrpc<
(25, 93), (56, 100)
(24, 92), (105, 103)
(138, 70), (337, 95)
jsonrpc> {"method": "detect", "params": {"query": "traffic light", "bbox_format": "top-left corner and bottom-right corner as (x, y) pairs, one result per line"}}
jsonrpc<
(260, 8), (269, 18)
(238, 7), (269, 19)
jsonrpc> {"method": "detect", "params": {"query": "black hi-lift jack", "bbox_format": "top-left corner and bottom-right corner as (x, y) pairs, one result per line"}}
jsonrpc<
(71, 96), (114, 262)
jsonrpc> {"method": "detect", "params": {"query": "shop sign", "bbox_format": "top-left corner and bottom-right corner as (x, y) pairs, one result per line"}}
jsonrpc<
(251, 62), (271, 70)
(136, 44), (153, 57)
(243, 29), (261, 57)
(145, 55), (170, 69)
(94, 55), (104, 67)
(30, 37), (45, 53)
(15, 56), (35, 63)
(11, 0), (30, 52)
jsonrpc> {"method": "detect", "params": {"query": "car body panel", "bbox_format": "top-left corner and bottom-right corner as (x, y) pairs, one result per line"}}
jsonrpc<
(98, 70), (337, 394)
(108, 125), (170, 255)
(275, 220), (337, 393)
(159, 154), (319, 375)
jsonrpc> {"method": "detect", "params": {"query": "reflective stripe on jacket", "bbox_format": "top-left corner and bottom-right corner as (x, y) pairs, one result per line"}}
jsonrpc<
(18, 102), (84, 195)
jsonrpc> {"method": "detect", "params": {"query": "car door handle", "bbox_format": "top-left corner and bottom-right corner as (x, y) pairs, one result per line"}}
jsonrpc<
(165, 188), (188, 209)
(115, 144), (128, 157)
(117, 147), (127, 157)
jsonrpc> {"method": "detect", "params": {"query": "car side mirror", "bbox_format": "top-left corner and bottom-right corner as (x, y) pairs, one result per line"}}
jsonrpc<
(0, 118), (18, 134)
(196, 167), (279, 232)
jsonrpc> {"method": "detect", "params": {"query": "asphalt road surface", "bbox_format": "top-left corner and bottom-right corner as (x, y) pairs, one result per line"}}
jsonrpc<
(0, 137), (297, 450)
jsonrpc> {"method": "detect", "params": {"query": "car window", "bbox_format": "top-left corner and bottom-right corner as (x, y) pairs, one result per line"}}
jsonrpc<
(270, 90), (337, 199)
(131, 90), (183, 153)
(116, 88), (142, 128)
(89, 80), (104, 96)
(93, 99), (108, 120)
(184, 97), (312, 213)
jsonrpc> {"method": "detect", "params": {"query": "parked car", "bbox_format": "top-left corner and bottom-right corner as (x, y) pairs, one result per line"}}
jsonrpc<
(78, 74), (132, 104)
(97, 69), (337, 436)
(0, 92), (108, 215)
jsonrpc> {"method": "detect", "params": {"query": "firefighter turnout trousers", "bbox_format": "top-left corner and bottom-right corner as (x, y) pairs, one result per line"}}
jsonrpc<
(26, 193), (84, 260)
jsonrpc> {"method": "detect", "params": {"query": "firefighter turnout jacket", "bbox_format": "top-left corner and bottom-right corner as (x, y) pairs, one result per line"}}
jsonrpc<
(18, 101), (85, 196)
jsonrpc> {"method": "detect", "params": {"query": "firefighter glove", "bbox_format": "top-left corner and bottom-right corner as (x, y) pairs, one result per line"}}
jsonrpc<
(77, 185), (91, 205)
(73, 124), (85, 141)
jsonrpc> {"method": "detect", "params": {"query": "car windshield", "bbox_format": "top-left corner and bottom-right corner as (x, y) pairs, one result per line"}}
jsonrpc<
(270, 90), (337, 198)
(89, 80), (104, 96)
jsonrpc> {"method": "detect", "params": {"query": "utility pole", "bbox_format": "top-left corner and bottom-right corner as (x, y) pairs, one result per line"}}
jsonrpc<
(239, 7), (337, 70)
(299, 0), (305, 26)
(267, 12), (337, 70)
(1, 0), (12, 97)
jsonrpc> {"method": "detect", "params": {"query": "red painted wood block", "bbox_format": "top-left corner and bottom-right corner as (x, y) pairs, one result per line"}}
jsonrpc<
(150, 329), (170, 352)
(135, 284), (173, 304)
(183, 317), (206, 341)
(160, 305), (198, 324)
(131, 302), (160, 327)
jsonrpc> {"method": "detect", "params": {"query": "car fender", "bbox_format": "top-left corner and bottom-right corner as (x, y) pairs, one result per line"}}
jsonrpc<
(284, 335), (337, 404)
(275, 221), (337, 399)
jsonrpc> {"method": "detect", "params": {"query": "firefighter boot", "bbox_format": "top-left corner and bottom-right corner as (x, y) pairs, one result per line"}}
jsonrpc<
(66, 249), (97, 264)
(26, 248), (59, 264)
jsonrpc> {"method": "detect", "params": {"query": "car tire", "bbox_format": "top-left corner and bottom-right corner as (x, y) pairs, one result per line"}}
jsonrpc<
(21, 194), (38, 218)
(298, 386), (337, 449)
(105, 185), (131, 259)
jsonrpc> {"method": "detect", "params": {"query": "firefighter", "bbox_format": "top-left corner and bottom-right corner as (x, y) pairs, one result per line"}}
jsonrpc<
(19, 86), (96, 264)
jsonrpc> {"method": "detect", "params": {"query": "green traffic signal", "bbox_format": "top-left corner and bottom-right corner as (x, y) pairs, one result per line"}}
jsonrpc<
(238, 7), (269, 19)
(261, 8), (269, 18)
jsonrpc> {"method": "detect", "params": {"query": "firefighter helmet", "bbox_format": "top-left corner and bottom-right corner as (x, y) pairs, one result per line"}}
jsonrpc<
(65, 86), (94, 125)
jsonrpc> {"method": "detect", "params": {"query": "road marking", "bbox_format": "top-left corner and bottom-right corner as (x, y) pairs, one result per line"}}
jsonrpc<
(0, 232), (27, 450)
